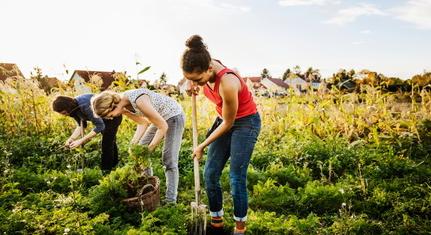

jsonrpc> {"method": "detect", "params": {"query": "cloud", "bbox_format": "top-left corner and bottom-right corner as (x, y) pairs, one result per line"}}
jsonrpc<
(360, 29), (371, 34)
(391, 0), (431, 30)
(219, 3), (251, 12)
(278, 0), (340, 7)
(171, 0), (251, 14)
(352, 41), (365, 45)
(325, 3), (386, 25)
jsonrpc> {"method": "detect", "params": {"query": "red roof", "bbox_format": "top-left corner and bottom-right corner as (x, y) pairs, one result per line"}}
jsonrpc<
(243, 76), (261, 83)
(70, 70), (116, 90)
(0, 63), (24, 81)
(267, 77), (290, 89)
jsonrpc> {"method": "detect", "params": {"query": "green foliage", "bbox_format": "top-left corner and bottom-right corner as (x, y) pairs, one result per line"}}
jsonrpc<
(298, 181), (352, 215)
(88, 165), (138, 220)
(0, 183), (22, 209)
(128, 144), (156, 170)
(250, 179), (297, 214)
(1, 205), (109, 234)
(138, 204), (189, 234)
(247, 211), (321, 234)
(1, 81), (431, 234)
(329, 213), (383, 235)
(11, 167), (48, 193)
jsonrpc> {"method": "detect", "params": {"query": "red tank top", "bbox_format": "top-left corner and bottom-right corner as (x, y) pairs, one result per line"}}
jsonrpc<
(203, 66), (257, 119)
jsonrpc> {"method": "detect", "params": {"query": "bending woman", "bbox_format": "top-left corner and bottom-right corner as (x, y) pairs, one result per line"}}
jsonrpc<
(181, 35), (261, 234)
(91, 89), (185, 203)
(52, 94), (122, 173)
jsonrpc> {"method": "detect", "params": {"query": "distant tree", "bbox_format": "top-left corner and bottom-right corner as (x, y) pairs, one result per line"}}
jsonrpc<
(366, 72), (381, 87)
(328, 69), (356, 92)
(154, 72), (168, 90)
(31, 67), (44, 80)
(293, 65), (301, 75)
(331, 69), (348, 83)
(381, 76), (407, 92)
(282, 68), (291, 81)
(304, 67), (313, 82)
(412, 72), (431, 87)
(304, 67), (321, 83)
(261, 68), (271, 79)
(30, 67), (63, 94)
(159, 72), (167, 85)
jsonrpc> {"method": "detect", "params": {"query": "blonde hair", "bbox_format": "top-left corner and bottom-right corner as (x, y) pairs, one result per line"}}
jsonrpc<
(91, 91), (121, 118)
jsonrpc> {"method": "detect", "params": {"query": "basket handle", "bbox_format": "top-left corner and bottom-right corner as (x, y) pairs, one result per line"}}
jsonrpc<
(137, 183), (155, 196)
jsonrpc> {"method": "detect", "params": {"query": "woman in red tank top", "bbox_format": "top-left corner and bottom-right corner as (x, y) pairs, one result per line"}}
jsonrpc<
(181, 35), (261, 234)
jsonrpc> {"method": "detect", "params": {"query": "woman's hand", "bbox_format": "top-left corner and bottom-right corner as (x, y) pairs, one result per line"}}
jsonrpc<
(148, 144), (156, 152)
(69, 139), (85, 149)
(65, 138), (74, 147)
(192, 144), (205, 160)
(186, 80), (200, 96)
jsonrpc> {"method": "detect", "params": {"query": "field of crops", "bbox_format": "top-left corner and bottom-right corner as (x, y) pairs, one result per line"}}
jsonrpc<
(1, 78), (430, 234)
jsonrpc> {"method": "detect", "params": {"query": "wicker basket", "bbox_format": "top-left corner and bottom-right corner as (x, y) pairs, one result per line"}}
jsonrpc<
(122, 176), (160, 212)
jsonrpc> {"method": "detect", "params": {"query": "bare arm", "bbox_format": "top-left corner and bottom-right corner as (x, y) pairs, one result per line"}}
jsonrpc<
(131, 123), (149, 145)
(65, 125), (84, 146)
(199, 74), (240, 149)
(69, 129), (98, 149)
(69, 126), (83, 141)
(135, 96), (168, 151)
(123, 110), (150, 144)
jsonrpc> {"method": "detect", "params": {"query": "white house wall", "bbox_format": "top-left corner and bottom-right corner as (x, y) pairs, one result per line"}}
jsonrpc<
(72, 74), (91, 94)
(261, 78), (284, 93)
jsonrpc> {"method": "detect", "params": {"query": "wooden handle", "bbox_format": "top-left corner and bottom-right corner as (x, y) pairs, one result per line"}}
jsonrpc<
(191, 94), (201, 204)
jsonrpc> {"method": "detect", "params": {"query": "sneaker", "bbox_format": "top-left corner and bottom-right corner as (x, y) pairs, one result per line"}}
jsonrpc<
(233, 227), (246, 235)
(210, 216), (224, 229)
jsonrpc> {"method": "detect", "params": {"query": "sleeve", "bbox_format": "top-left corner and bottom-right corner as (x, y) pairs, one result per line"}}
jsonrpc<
(70, 111), (88, 129)
(83, 106), (105, 133)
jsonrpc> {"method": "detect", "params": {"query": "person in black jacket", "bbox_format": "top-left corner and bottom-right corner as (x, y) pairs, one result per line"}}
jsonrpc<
(52, 94), (122, 172)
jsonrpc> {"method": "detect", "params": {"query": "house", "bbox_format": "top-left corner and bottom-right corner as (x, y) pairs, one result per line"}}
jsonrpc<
(38, 77), (64, 94)
(177, 78), (189, 95)
(337, 79), (356, 91)
(243, 77), (267, 96)
(243, 76), (262, 88)
(310, 82), (321, 90)
(261, 77), (289, 96)
(284, 77), (308, 94)
(0, 63), (24, 82)
(353, 71), (368, 81)
(69, 70), (117, 93)
(159, 84), (178, 96)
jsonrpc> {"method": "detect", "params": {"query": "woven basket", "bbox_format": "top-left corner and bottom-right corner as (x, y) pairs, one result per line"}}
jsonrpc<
(122, 176), (160, 212)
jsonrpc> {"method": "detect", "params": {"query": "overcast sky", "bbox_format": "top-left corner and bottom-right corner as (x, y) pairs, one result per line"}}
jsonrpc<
(1, 0), (430, 83)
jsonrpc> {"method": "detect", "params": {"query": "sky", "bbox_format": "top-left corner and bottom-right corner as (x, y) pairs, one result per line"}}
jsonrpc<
(1, 0), (431, 83)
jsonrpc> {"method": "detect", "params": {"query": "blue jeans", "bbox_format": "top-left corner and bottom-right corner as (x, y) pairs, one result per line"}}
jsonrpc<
(204, 113), (261, 222)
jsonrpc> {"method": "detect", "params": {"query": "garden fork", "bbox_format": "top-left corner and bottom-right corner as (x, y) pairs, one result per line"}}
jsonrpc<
(190, 93), (207, 235)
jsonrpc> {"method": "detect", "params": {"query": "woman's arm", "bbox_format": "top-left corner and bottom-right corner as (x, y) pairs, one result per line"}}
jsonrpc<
(123, 109), (148, 124)
(193, 74), (240, 159)
(135, 96), (168, 151)
(69, 130), (97, 149)
(66, 125), (83, 146)
(123, 110), (150, 144)
(131, 123), (149, 144)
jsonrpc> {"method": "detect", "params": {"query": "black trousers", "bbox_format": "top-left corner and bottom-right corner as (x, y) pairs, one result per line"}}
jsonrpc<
(101, 116), (122, 171)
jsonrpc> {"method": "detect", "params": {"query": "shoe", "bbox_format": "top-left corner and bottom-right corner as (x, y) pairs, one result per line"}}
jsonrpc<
(210, 216), (224, 229)
(233, 227), (246, 235)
